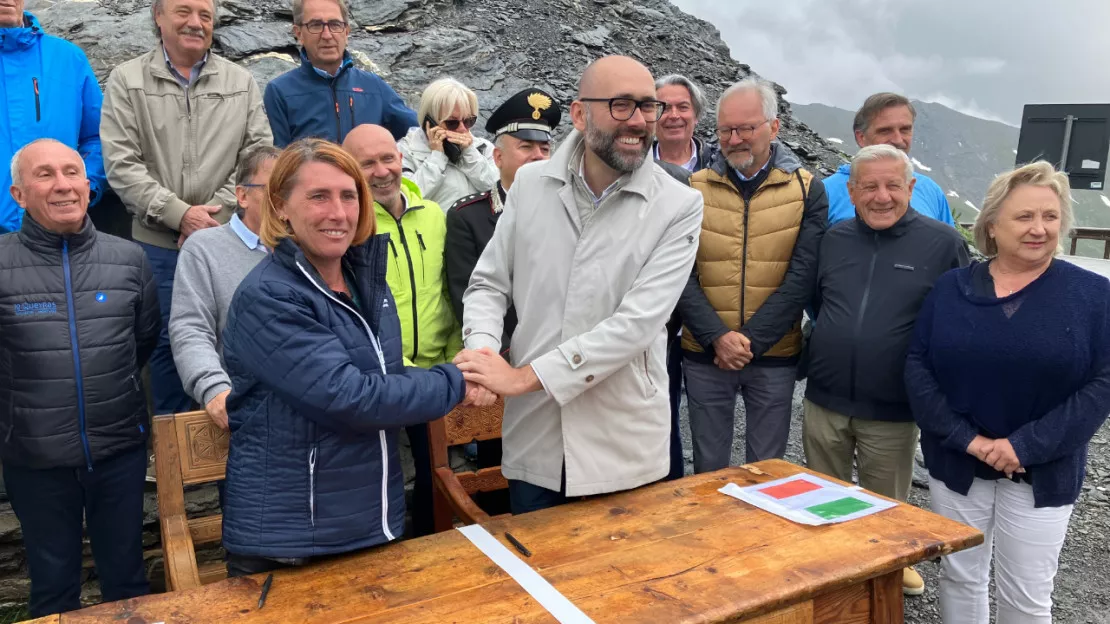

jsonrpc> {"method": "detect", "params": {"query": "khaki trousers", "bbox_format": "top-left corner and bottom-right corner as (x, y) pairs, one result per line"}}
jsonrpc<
(802, 399), (918, 501)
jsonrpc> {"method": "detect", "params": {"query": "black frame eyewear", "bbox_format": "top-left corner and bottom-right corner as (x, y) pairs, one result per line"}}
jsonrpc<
(579, 97), (667, 122)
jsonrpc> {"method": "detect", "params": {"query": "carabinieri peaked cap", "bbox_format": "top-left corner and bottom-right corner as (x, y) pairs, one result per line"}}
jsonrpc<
(485, 88), (562, 142)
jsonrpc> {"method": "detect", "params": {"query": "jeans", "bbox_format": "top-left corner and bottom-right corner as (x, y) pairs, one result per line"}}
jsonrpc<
(929, 476), (1073, 624)
(4, 446), (150, 617)
(138, 242), (194, 415)
(509, 466), (568, 515)
(683, 358), (797, 471)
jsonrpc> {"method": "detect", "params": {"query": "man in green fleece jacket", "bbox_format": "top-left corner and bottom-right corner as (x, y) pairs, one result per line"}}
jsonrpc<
(343, 124), (462, 536)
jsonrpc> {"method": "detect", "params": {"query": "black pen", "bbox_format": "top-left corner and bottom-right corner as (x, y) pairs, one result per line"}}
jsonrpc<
(257, 572), (274, 609)
(504, 531), (532, 557)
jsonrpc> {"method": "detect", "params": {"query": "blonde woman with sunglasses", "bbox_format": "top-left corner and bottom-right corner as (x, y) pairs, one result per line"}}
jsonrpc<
(398, 77), (499, 211)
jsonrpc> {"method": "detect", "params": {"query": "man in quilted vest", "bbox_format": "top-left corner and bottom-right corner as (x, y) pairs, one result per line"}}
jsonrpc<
(677, 77), (828, 472)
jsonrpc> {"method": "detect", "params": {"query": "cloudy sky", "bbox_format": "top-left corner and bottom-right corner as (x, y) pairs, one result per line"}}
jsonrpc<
(670, 0), (1110, 126)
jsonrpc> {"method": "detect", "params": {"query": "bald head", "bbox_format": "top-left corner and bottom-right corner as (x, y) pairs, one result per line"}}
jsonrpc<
(578, 56), (653, 98)
(343, 124), (405, 215)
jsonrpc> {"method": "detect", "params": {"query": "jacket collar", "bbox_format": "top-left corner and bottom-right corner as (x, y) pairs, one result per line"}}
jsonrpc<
(0, 12), (41, 52)
(272, 233), (391, 328)
(18, 213), (97, 254)
(543, 129), (655, 200)
(854, 204), (919, 237)
(298, 48), (353, 80)
(147, 45), (220, 85)
(375, 178), (427, 220)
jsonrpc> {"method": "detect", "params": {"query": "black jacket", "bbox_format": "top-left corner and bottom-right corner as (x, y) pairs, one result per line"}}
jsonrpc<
(0, 216), (159, 469)
(445, 183), (517, 354)
(806, 210), (969, 422)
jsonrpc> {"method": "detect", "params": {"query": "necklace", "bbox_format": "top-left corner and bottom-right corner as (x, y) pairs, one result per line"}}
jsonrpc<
(990, 260), (1049, 296)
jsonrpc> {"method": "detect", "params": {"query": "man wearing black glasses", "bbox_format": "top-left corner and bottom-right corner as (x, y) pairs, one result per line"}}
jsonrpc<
(677, 77), (828, 474)
(455, 56), (704, 514)
(264, 0), (417, 147)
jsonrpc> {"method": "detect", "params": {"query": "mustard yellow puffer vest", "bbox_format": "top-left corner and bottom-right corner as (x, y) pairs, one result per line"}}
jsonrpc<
(681, 163), (812, 358)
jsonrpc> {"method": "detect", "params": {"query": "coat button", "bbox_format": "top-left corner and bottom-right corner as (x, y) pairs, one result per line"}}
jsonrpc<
(586, 375), (594, 383)
(464, 328), (472, 336)
(572, 354), (582, 365)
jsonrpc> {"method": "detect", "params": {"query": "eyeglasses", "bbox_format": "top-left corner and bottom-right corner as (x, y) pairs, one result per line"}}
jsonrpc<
(442, 116), (478, 131)
(239, 183), (265, 190)
(300, 20), (348, 34)
(715, 119), (771, 141)
(579, 97), (667, 122)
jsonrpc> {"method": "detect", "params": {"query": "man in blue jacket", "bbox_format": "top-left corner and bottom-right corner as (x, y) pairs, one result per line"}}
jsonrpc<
(824, 93), (954, 227)
(264, 0), (417, 146)
(0, 4), (107, 234)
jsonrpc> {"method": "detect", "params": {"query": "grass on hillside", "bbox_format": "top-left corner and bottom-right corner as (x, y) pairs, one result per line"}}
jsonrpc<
(0, 606), (28, 624)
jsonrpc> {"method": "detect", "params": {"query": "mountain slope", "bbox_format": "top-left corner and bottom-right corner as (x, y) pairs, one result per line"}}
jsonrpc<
(792, 100), (1110, 230)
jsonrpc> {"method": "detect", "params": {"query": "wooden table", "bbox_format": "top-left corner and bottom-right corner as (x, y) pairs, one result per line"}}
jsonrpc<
(32, 460), (982, 623)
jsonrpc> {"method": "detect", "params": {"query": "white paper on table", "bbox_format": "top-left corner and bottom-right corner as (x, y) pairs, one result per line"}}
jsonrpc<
(457, 524), (595, 624)
(719, 473), (897, 526)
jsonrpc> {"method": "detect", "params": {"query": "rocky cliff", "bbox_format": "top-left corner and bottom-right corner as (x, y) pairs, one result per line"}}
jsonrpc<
(0, 0), (843, 609)
(28, 0), (842, 173)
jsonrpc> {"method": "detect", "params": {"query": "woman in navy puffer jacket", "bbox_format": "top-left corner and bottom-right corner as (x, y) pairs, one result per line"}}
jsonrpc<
(220, 139), (470, 577)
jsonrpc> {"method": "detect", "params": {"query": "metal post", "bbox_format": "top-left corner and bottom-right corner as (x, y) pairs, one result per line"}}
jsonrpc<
(1061, 114), (1076, 172)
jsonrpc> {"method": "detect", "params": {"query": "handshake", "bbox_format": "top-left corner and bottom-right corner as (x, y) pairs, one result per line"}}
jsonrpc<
(713, 331), (753, 370)
(967, 435), (1025, 478)
(453, 347), (542, 407)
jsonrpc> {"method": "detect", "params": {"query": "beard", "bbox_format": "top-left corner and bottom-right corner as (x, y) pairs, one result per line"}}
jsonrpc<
(724, 145), (755, 171)
(584, 108), (652, 173)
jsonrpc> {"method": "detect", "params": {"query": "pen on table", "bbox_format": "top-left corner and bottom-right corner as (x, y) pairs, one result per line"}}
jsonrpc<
(258, 572), (274, 609)
(504, 531), (532, 557)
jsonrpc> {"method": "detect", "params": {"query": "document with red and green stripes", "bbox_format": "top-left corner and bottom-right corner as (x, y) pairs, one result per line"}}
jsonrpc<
(719, 473), (897, 526)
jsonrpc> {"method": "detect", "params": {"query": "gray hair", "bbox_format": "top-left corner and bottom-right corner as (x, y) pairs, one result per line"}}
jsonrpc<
(235, 145), (281, 187)
(848, 144), (913, 185)
(151, 0), (220, 39)
(853, 92), (916, 135)
(292, 0), (350, 25)
(717, 77), (778, 122)
(973, 161), (1073, 257)
(655, 74), (709, 121)
(10, 139), (85, 187)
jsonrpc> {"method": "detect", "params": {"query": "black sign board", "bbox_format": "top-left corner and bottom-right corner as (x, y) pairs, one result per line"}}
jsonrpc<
(1016, 104), (1110, 191)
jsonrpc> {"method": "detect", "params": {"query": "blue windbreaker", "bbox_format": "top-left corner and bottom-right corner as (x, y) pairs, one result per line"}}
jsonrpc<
(825, 162), (954, 227)
(0, 12), (106, 232)
(263, 50), (417, 147)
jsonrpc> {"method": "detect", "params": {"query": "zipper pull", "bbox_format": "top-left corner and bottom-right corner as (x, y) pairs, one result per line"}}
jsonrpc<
(32, 77), (41, 122)
(388, 238), (398, 258)
(416, 232), (427, 251)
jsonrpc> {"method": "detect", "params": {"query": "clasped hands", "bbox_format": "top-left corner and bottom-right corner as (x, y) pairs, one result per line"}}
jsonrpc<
(454, 347), (540, 407)
(967, 434), (1025, 478)
(713, 331), (753, 370)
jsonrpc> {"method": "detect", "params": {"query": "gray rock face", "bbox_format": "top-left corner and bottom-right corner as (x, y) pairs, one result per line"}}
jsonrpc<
(25, 0), (842, 174)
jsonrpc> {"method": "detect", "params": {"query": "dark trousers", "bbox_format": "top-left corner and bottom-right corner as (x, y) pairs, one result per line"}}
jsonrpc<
(666, 335), (685, 481)
(138, 242), (194, 415)
(4, 446), (150, 617)
(226, 550), (352, 578)
(508, 467), (568, 515)
(405, 423), (434, 537)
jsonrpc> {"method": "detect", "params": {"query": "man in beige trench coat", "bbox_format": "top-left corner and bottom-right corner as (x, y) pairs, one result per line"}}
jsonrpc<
(455, 56), (704, 514)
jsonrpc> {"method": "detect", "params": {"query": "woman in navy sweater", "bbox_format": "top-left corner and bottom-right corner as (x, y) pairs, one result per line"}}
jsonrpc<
(905, 161), (1110, 624)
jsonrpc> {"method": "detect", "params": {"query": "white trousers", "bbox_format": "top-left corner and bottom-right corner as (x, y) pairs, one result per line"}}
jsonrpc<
(929, 476), (1073, 624)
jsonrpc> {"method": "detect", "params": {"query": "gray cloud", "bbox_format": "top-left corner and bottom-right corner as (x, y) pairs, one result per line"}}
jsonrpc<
(670, 0), (1110, 125)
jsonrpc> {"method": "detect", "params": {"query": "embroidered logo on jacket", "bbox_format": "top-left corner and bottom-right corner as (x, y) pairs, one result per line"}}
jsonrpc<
(95, 292), (107, 303)
(14, 302), (57, 316)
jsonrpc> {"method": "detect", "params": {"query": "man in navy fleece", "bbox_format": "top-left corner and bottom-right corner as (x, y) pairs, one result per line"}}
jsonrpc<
(263, 0), (417, 146)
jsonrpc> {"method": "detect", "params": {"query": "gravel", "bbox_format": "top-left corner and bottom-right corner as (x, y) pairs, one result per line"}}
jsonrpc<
(676, 380), (1110, 624)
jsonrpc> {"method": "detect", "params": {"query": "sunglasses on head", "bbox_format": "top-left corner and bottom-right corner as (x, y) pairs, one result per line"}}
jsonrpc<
(442, 116), (478, 131)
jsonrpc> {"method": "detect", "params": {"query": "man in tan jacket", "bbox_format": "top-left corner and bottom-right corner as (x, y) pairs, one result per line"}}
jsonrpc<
(677, 77), (828, 473)
(455, 56), (703, 514)
(101, 0), (272, 415)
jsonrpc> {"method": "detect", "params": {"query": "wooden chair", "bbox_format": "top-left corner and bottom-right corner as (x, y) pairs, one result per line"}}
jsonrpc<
(429, 398), (509, 532)
(151, 410), (229, 591)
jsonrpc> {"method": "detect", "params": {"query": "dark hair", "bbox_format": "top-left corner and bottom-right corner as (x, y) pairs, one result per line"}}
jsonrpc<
(853, 92), (916, 135)
(235, 145), (280, 187)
